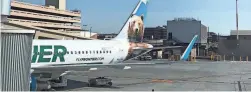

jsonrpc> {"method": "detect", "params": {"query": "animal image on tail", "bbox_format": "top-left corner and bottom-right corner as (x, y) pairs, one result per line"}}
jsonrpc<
(112, 0), (150, 60)
(128, 14), (145, 42)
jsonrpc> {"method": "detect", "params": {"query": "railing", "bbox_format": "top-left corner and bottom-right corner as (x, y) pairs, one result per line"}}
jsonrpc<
(8, 18), (81, 30)
(210, 55), (250, 62)
(11, 0), (81, 17)
(168, 55), (181, 61)
(167, 54), (250, 62)
(162, 54), (196, 62)
(10, 10), (81, 23)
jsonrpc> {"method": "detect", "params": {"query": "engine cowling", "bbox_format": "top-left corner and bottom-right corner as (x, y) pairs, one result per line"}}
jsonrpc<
(30, 75), (37, 91)
(30, 76), (52, 91)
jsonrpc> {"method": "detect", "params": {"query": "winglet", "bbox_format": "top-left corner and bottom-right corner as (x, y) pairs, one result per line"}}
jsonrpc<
(180, 35), (198, 61)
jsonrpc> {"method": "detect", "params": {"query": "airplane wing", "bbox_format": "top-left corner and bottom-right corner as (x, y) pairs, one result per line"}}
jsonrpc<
(126, 35), (198, 61)
(133, 46), (183, 50)
(123, 46), (183, 61)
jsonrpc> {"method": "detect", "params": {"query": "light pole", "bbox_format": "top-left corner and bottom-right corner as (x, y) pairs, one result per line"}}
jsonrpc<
(83, 25), (87, 37)
(236, 0), (239, 40)
(83, 25), (88, 28)
(90, 27), (92, 38)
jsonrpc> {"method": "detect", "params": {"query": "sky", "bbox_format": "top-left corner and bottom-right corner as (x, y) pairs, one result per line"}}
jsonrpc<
(19, 0), (251, 35)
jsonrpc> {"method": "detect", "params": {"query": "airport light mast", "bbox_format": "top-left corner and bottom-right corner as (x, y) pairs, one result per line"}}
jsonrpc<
(90, 27), (92, 38)
(236, 0), (239, 40)
(83, 25), (87, 37)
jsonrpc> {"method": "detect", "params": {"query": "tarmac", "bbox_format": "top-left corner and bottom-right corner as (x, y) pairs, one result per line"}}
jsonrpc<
(57, 60), (251, 91)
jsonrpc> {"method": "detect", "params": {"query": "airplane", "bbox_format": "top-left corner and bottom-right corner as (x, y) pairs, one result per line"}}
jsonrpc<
(29, 0), (199, 91)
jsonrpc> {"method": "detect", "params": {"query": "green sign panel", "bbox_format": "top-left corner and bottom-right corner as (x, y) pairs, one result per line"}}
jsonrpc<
(32, 45), (67, 63)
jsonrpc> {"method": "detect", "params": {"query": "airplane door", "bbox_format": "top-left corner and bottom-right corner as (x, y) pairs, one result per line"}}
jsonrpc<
(115, 48), (124, 62)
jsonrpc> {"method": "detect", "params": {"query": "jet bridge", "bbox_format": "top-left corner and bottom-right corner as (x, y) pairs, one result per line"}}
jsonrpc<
(1, 29), (35, 91)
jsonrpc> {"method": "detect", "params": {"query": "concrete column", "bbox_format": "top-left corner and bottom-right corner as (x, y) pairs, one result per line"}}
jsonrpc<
(45, 0), (66, 10)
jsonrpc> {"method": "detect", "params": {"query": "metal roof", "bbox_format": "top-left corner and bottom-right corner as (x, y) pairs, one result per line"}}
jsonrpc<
(1, 29), (35, 34)
(231, 30), (251, 35)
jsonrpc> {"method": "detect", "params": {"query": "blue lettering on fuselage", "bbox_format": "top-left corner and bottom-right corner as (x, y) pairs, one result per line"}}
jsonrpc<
(76, 57), (104, 61)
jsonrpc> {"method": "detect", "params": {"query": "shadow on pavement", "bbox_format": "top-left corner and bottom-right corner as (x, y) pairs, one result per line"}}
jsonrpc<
(54, 79), (122, 91)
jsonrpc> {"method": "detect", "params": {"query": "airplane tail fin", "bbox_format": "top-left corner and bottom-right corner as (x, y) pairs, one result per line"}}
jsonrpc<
(112, 0), (149, 42)
(180, 35), (199, 61)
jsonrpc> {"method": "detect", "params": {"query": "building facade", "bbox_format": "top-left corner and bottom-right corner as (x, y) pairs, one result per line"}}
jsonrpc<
(142, 26), (167, 46)
(217, 30), (251, 61)
(165, 18), (208, 56)
(229, 30), (251, 40)
(143, 26), (167, 40)
(9, 0), (81, 31)
(97, 33), (117, 40)
(167, 18), (208, 44)
(6, 0), (96, 40)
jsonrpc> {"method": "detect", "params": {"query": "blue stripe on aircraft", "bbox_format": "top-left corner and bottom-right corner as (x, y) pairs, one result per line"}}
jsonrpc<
(134, 1), (148, 22)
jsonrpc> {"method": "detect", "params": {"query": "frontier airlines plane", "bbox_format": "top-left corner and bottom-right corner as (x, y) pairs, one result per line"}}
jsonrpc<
(29, 0), (198, 91)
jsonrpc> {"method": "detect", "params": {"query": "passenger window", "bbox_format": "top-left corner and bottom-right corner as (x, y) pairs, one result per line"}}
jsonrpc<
(71, 51), (73, 54)
(79, 51), (81, 54)
(110, 51), (111, 53)
(66, 51), (69, 54)
(93, 51), (95, 54)
(100, 51), (102, 53)
(89, 51), (91, 54)
(106, 51), (108, 53)
(86, 51), (88, 54)
(75, 51), (77, 54)
(82, 51), (85, 54)
(96, 51), (99, 54)
(103, 51), (105, 53)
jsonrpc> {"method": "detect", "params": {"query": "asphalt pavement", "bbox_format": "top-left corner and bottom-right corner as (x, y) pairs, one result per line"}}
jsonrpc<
(57, 60), (251, 91)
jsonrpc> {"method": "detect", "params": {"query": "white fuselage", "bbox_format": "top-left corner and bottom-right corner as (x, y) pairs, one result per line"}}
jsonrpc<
(31, 39), (130, 68)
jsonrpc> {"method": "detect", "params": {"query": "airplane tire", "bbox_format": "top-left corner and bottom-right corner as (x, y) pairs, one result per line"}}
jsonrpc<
(49, 88), (56, 91)
(108, 82), (112, 86)
(42, 88), (55, 91)
(88, 81), (96, 87)
(88, 83), (92, 87)
(88, 83), (93, 87)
